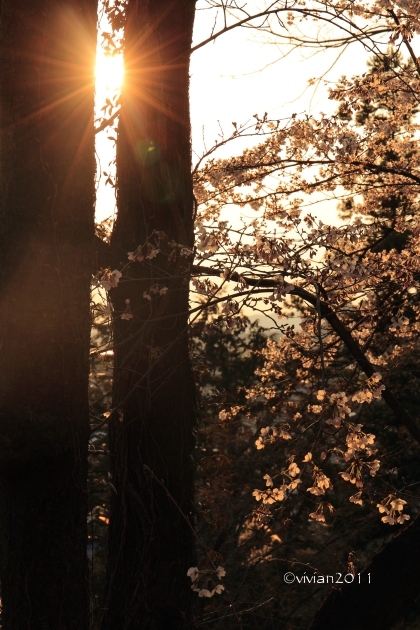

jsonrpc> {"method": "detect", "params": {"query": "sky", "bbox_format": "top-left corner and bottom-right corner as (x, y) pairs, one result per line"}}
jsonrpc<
(94, 2), (372, 225)
(189, 6), (370, 162)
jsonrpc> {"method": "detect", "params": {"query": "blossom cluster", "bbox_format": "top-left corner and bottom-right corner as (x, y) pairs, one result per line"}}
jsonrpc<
(252, 463), (301, 505)
(187, 565), (226, 598)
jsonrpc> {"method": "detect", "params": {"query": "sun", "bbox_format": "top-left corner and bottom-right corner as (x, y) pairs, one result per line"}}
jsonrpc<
(95, 51), (124, 94)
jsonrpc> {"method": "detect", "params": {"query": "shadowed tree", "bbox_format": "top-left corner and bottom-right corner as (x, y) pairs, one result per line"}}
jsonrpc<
(0, 0), (97, 627)
(98, 1), (197, 628)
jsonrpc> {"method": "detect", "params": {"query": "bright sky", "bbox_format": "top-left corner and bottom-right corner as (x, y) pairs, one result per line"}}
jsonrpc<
(94, 3), (373, 225)
(190, 9), (370, 161)
(94, 22), (123, 226)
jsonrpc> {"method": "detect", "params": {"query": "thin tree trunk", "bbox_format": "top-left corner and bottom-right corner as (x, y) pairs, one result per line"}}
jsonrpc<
(0, 1), (97, 627)
(100, 2), (197, 628)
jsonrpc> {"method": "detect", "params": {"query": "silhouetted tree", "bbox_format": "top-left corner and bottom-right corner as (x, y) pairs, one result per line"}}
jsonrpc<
(0, 1), (97, 627)
(98, 2), (197, 628)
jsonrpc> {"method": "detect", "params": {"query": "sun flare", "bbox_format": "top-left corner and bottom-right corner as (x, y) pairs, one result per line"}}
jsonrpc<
(95, 52), (124, 94)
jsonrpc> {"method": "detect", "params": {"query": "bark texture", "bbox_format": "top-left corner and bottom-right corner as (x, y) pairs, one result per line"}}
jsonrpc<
(0, 1), (97, 627)
(99, 1), (197, 628)
(308, 515), (420, 630)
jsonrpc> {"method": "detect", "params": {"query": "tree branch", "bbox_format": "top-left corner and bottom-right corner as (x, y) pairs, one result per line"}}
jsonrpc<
(192, 265), (420, 446)
(94, 106), (122, 135)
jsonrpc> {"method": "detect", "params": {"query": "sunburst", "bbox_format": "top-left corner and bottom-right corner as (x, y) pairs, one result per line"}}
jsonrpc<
(95, 51), (124, 94)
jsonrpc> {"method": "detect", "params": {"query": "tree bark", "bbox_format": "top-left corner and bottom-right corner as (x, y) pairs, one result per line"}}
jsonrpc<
(0, 1), (97, 627)
(308, 515), (420, 630)
(99, 2), (197, 629)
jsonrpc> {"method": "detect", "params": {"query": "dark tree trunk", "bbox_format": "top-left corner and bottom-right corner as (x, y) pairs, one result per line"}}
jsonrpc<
(100, 2), (197, 628)
(308, 515), (420, 630)
(0, 1), (97, 627)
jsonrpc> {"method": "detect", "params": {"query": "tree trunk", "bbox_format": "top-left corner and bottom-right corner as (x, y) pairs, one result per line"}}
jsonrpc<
(308, 515), (420, 630)
(0, 1), (97, 627)
(100, 2), (197, 628)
